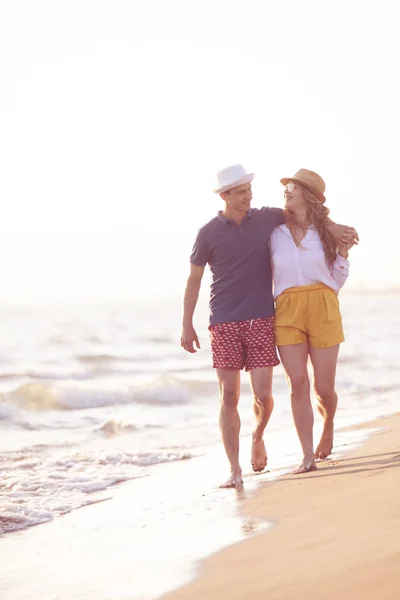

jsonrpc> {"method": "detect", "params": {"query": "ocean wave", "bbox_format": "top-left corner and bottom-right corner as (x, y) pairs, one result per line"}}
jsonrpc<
(0, 359), (197, 382)
(0, 370), (97, 382)
(77, 353), (119, 364)
(0, 373), (25, 381)
(76, 352), (158, 364)
(98, 419), (138, 436)
(0, 403), (12, 420)
(1, 377), (190, 414)
(137, 335), (175, 344)
(0, 448), (192, 535)
(0, 354), (210, 383)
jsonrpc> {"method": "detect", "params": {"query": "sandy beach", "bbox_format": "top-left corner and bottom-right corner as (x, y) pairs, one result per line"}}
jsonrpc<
(163, 413), (400, 600)
(1, 413), (399, 600)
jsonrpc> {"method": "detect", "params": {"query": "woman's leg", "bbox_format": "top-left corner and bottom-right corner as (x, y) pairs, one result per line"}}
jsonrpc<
(278, 343), (316, 473)
(309, 345), (340, 460)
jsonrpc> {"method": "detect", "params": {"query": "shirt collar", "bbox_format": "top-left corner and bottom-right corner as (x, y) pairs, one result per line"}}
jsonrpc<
(217, 208), (253, 225)
(280, 223), (316, 238)
(280, 223), (316, 231)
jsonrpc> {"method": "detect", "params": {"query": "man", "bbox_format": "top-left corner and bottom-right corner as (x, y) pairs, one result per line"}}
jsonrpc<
(181, 164), (357, 488)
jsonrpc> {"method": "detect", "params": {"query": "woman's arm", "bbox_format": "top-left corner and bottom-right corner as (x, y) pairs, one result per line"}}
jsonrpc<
(331, 244), (350, 290)
(326, 220), (359, 246)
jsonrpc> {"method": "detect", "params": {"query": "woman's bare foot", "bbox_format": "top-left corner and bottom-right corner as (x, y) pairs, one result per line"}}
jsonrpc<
(293, 458), (317, 475)
(315, 421), (334, 460)
(251, 437), (267, 472)
(220, 470), (243, 489)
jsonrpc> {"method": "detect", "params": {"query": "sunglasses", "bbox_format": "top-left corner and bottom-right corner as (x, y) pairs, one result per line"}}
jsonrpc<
(285, 182), (296, 193)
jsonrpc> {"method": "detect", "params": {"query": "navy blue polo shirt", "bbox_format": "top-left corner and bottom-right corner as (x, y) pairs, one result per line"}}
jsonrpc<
(190, 207), (285, 325)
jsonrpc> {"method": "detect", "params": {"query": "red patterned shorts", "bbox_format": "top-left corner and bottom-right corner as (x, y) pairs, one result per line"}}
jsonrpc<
(209, 317), (280, 371)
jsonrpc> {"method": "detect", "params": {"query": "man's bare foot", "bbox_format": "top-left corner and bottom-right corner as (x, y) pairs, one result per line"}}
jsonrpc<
(220, 471), (243, 489)
(251, 438), (267, 472)
(293, 459), (317, 475)
(315, 421), (334, 460)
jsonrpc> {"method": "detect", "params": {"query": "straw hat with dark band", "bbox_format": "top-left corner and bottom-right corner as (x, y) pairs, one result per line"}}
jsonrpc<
(280, 168), (326, 203)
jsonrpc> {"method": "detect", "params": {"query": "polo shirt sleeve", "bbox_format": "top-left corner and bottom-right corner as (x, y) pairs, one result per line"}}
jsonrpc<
(259, 206), (286, 228)
(190, 227), (211, 266)
(268, 207), (286, 226)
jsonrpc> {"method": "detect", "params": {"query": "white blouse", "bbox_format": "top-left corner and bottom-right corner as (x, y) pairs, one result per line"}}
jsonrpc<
(270, 224), (349, 299)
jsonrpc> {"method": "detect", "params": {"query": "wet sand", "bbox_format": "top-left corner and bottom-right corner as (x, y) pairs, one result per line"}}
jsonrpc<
(0, 442), (272, 600)
(162, 413), (400, 600)
(1, 415), (399, 600)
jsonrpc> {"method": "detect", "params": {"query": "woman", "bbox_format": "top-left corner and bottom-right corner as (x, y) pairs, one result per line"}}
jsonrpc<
(270, 168), (353, 474)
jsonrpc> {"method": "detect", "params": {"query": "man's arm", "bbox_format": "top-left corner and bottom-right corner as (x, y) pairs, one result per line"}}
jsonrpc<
(273, 203), (358, 248)
(325, 218), (359, 246)
(181, 264), (205, 353)
(281, 208), (359, 246)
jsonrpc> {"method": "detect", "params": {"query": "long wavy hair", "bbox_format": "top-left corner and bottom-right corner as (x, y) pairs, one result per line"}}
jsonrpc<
(286, 185), (337, 266)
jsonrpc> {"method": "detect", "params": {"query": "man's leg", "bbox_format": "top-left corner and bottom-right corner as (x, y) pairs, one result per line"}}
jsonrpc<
(244, 316), (280, 472)
(309, 345), (340, 460)
(249, 367), (274, 472)
(278, 342), (316, 473)
(216, 368), (243, 488)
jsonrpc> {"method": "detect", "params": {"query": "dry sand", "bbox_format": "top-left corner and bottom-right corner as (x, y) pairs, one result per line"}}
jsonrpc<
(163, 413), (400, 600)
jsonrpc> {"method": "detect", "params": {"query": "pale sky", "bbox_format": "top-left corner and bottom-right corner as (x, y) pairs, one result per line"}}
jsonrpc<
(0, 0), (399, 305)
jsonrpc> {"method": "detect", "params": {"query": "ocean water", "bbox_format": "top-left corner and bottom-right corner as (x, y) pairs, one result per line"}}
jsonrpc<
(0, 290), (399, 597)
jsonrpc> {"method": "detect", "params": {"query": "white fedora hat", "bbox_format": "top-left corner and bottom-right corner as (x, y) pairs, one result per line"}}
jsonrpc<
(212, 164), (254, 194)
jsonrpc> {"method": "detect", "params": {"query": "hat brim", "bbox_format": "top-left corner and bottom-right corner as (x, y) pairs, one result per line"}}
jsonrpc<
(280, 177), (325, 203)
(213, 173), (254, 194)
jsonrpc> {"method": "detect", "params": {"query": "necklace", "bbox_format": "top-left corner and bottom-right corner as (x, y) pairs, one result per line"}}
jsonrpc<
(289, 221), (310, 247)
(293, 220), (310, 230)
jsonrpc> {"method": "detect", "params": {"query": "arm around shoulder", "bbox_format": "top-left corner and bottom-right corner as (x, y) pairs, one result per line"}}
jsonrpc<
(263, 206), (286, 227)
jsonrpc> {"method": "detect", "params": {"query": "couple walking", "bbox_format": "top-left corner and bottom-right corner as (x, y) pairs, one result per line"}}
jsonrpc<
(181, 164), (357, 488)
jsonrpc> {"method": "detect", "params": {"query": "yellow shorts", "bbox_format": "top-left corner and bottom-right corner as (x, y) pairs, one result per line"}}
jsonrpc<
(275, 284), (344, 348)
